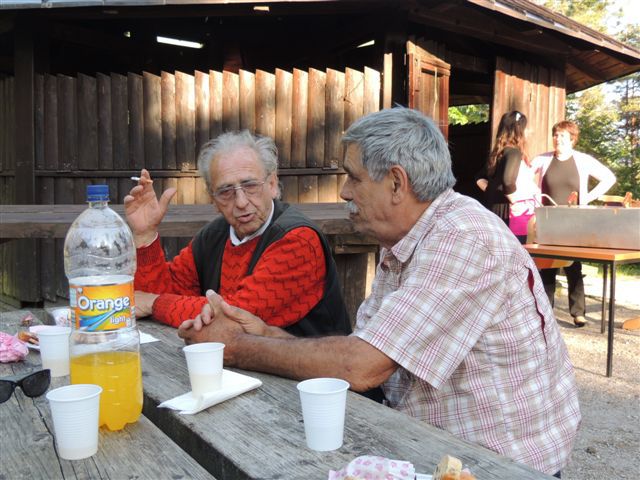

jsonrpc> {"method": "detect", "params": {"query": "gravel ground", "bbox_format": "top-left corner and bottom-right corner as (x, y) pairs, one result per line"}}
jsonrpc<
(551, 279), (639, 480)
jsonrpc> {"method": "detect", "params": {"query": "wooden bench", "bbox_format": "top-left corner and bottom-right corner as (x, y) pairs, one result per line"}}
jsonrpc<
(0, 203), (378, 322)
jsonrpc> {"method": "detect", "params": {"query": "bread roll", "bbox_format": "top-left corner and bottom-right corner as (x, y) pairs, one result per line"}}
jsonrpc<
(433, 455), (462, 480)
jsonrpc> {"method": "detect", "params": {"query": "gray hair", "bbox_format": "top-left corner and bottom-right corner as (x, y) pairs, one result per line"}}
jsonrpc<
(341, 107), (455, 201)
(198, 130), (279, 194)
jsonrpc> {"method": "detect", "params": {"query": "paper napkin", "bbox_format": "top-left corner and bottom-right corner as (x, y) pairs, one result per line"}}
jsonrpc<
(329, 456), (416, 480)
(139, 331), (159, 344)
(159, 369), (262, 414)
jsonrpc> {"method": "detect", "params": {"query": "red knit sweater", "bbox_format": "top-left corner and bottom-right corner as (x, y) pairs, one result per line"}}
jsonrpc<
(134, 227), (326, 328)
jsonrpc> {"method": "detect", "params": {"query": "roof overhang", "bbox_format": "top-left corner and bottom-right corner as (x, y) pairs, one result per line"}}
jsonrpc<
(1, 0), (638, 92)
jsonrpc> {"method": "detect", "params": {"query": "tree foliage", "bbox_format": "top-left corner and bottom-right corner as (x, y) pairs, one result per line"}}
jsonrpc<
(448, 104), (489, 125)
(542, 0), (639, 199)
(540, 0), (613, 32)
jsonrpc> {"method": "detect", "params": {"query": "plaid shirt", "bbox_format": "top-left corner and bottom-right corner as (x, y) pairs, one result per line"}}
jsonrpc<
(353, 189), (581, 474)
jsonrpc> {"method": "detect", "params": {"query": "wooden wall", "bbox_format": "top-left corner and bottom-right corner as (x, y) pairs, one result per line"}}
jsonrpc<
(1, 75), (18, 304)
(1, 66), (381, 307)
(491, 57), (566, 158)
(27, 66), (380, 206)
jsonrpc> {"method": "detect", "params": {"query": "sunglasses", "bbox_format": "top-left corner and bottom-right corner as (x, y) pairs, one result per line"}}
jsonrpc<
(0, 369), (51, 404)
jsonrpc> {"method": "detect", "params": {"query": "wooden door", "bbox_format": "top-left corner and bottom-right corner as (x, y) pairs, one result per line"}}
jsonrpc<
(492, 57), (566, 157)
(407, 39), (451, 138)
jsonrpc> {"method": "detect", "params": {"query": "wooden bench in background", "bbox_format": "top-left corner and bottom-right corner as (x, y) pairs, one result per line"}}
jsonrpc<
(0, 203), (378, 324)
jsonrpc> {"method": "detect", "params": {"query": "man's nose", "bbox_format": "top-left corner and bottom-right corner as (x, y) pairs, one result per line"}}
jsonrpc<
(234, 188), (250, 207)
(339, 183), (351, 201)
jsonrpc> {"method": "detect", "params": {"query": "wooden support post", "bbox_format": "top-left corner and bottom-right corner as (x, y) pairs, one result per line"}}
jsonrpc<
(14, 22), (35, 204)
(14, 18), (40, 303)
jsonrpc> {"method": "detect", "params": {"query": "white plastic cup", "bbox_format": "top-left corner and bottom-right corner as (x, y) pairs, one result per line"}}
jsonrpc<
(38, 326), (72, 377)
(297, 378), (350, 451)
(183, 342), (225, 396)
(46, 384), (102, 460)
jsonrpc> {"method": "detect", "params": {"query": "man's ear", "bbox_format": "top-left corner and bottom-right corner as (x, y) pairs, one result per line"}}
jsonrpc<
(388, 165), (409, 203)
(268, 173), (280, 199)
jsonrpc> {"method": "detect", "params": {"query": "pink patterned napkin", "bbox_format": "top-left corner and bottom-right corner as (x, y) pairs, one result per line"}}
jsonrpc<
(0, 332), (29, 363)
(328, 456), (416, 480)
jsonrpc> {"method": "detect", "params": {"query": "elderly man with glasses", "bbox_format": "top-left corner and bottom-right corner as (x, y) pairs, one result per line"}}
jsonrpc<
(124, 130), (350, 337)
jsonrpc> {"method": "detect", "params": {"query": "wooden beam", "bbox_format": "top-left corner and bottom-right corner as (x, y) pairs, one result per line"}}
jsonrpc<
(567, 55), (608, 83)
(14, 21), (35, 204)
(447, 50), (490, 73)
(13, 16), (40, 303)
(19, 167), (345, 178)
(411, 8), (572, 57)
(450, 81), (491, 96)
(383, 52), (393, 109)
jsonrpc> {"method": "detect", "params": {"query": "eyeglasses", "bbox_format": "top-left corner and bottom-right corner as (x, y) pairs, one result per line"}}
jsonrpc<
(0, 369), (51, 404)
(212, 176), (269, 203)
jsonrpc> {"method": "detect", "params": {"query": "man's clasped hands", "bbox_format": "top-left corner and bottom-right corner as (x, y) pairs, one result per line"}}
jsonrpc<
(178, 291), (290, 361)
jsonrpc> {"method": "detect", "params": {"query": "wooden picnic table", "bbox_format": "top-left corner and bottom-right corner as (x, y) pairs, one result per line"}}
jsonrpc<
(524, 243), (640, 377)
(0, 309), (215, 480)
(1, 308), (555, 479)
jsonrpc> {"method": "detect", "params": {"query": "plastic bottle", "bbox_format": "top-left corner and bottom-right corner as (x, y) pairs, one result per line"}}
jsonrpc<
(64, 184), (142, 431)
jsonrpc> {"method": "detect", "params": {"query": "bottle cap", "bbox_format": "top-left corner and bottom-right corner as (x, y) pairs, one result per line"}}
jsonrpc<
(87, 184), (109, 202)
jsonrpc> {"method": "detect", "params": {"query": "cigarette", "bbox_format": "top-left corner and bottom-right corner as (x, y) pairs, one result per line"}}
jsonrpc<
(131, 176), (141, 182)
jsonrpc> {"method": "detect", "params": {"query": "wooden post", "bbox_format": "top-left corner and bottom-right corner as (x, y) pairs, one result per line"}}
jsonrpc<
(14, 17), (40, 303)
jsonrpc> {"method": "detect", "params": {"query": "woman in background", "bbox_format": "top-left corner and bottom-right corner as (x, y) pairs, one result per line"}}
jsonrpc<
(531, 120), (616, 327)
(476, 111), (539, 243)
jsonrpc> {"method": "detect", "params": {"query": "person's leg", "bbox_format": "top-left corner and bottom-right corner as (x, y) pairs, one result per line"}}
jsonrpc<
(565, 261), (586, 321)
(539, 268), (558, 308)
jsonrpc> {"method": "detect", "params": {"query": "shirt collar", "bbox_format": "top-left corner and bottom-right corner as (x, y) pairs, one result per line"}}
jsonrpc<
(229, 200), (275, 246)
(386, 189), (454, 264)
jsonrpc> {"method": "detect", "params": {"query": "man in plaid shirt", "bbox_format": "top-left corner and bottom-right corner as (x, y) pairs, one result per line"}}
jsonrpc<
(180, 107), (581, 476)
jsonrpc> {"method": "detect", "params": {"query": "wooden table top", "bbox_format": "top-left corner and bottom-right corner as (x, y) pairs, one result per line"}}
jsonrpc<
(0, 203), (363, 239)
(524, 243), (640, 262)
(0, 308), (556, 479)
(0, 309), (215, 480)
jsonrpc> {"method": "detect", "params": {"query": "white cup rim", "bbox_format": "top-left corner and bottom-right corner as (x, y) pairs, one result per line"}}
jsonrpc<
(37, 326), (72, 336)
(183, 342), (225, 353)
(46, 384), (102, 402)
(297, 378), (350, 394)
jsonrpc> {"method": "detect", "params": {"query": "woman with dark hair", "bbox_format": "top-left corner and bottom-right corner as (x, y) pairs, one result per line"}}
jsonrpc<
(476, 110), (539, 243)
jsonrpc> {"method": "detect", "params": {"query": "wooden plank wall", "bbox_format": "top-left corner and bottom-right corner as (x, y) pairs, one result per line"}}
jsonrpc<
(3, 66), (381, 305)
(1, 74), (18, 304)
(491, 57), (566, 159)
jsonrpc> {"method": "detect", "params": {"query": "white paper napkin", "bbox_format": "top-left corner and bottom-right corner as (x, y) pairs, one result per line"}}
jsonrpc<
(139, 331), (159, 344)
(159, 369), (262, 414)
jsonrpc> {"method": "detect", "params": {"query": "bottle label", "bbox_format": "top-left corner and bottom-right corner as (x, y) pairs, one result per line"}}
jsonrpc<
(69, 276), (135, 331)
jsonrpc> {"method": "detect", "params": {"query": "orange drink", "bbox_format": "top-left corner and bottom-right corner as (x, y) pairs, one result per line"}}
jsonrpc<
(70, 351), (142, 431)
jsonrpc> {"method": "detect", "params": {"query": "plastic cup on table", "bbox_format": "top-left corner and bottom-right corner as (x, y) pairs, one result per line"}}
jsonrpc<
(37, 326), (72, 377)
(46, 384), (102, 460)
(183, 342), (225, 396)
(297, 378), (350, 451)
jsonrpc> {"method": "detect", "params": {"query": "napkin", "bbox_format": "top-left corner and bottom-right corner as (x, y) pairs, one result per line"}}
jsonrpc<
(0, 332), (29, 363)
(329, 456), (417, 480)
(159, 369), (262, 414)
(139, 331), (159, 344)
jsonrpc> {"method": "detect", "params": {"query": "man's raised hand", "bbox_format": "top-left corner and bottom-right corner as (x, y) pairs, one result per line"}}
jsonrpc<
(123, 168), (177, 247)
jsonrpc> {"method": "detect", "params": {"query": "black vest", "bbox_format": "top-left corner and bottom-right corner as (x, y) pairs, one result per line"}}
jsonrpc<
(191, 200), (352, 337)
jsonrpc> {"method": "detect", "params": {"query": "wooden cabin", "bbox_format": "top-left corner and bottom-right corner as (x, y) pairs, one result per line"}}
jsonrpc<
(1, 0), (639, 310)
